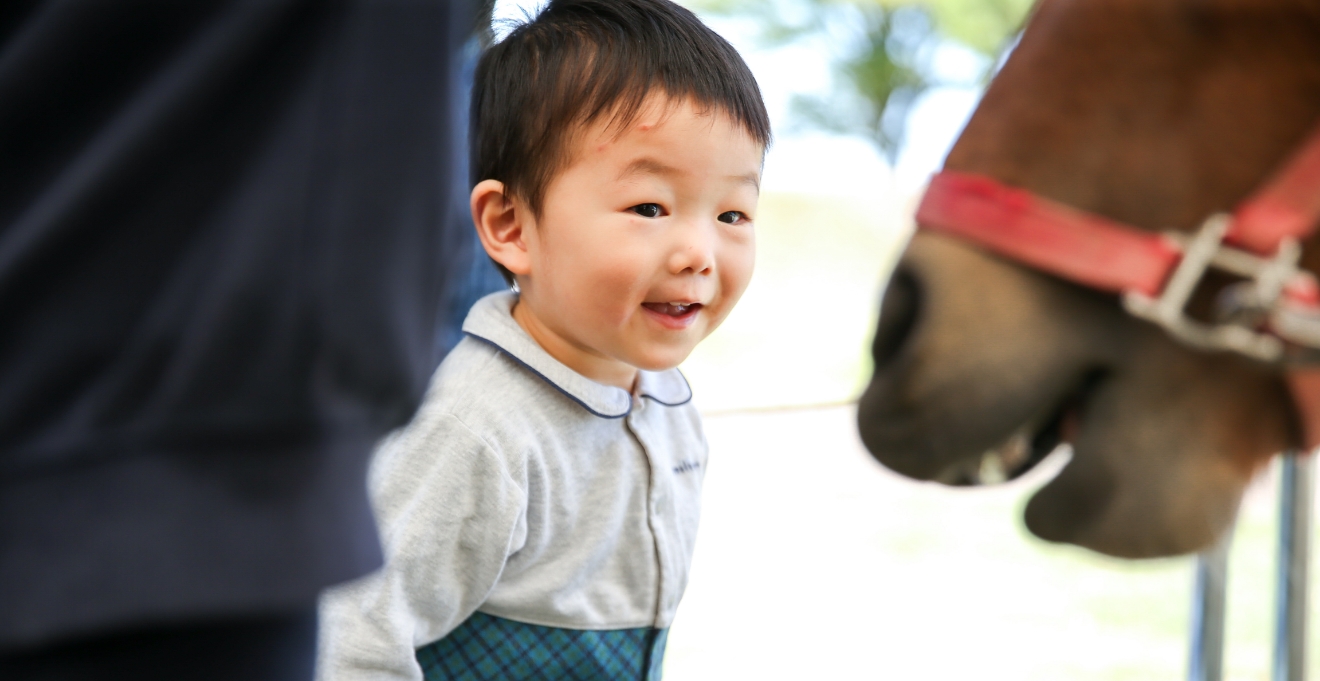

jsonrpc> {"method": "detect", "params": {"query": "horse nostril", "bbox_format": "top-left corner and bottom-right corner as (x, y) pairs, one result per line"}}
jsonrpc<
(872, 267), (922, 368)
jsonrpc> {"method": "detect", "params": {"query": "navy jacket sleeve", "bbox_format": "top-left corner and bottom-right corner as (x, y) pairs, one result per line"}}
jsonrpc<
(0, 0), (473, 647)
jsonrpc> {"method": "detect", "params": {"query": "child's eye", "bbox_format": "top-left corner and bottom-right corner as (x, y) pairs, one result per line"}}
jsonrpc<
(717, 211), (747, 224)
(630, 203), (663, 218)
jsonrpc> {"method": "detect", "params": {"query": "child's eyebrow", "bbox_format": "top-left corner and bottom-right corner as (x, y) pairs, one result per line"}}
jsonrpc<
(616, 157), (678, 181)
(617, 157), (762, 190)
(736, 171), (761, 191)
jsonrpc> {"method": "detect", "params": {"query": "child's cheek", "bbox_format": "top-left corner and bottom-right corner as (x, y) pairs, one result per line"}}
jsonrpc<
(589, 252), (653, 326)
(719, 236), (756, 305)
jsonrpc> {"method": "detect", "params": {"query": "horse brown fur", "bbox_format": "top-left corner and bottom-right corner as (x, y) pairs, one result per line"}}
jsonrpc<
(858, 0), (1320, 558)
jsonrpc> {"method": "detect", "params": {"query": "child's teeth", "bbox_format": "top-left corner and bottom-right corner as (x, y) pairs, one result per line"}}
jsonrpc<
(646, 301), (696, 315)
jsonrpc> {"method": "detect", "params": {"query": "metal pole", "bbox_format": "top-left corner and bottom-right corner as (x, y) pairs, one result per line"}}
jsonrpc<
(1190, 528), (1233, 681)
(1274, 450), (1314, 681)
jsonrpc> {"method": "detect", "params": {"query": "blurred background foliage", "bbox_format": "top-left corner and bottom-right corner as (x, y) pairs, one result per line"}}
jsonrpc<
(691, 0), (1033, 159)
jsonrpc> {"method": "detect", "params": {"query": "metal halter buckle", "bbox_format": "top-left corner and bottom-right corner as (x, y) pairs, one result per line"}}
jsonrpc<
(1122, 213), (1306, 363)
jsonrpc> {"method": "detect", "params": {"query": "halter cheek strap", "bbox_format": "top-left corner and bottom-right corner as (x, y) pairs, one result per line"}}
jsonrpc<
(1230, 125), (1320, 254)
(915, 122), (1320, 446)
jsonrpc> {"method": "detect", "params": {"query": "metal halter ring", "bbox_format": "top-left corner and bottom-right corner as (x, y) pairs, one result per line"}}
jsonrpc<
(1122, 213), (1310, 364)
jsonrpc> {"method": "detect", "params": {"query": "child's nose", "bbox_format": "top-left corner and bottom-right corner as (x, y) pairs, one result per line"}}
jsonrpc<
(667, 220), (716, 275)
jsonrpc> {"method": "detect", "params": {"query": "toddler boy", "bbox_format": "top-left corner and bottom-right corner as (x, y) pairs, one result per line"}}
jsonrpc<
(317, 0), (770, 678)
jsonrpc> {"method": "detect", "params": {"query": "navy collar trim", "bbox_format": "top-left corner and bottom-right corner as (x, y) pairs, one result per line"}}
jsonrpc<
(460, 292), (694, 419)
(639, 378), (693, 407)
(467, 333), (628, 419)
(465, 333), (694, 418)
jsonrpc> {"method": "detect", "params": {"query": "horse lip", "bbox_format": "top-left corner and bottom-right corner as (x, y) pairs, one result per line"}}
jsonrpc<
(928, 424), (1040, 486)
(938, 370), (1104, 486)
(947, 412), (1058, 486)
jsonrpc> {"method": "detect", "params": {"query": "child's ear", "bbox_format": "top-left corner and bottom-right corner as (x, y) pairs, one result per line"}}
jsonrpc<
(471, 179), (532, 277)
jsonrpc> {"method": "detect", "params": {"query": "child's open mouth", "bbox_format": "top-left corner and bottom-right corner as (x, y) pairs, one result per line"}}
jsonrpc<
(642, 301), (702, 328)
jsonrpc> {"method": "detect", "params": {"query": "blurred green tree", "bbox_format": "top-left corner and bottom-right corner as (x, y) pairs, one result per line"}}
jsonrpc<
(692, 0), (1032, 160)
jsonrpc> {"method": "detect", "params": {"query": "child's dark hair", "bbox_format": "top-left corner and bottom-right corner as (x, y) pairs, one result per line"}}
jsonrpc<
(471, 0), (771, 283)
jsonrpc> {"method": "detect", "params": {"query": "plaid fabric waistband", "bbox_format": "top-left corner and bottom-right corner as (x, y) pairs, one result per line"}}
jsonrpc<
(416, 612), (669, 680)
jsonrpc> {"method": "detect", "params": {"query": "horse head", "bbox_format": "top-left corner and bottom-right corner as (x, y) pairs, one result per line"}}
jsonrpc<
(857, 0), (1320, 558)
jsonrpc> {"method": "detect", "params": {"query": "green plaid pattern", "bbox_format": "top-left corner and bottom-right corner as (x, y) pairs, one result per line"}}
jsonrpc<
(416, 612), (668, 681)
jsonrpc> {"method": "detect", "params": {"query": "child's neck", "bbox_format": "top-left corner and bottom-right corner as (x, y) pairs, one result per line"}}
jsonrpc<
(511, 299), (639, 392)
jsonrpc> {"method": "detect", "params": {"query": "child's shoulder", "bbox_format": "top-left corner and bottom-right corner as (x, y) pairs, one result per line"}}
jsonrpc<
(416, 333), (579, 441)
(422, 335), (529, 419)
(369, 337), (539, 483)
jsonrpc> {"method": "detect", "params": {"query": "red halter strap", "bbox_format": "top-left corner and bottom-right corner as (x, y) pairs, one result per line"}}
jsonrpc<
(1230, 124), (1320, 254)
(915, 122), (1320, 445)
(916, 172), (1183, 297)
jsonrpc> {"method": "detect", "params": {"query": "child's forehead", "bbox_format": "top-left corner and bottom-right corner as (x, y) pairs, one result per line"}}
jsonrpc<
(585, 95), (714, 139)
(557, 96), (764, 169)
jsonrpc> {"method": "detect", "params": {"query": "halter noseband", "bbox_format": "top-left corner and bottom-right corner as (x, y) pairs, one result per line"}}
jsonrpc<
(915, 122), (1320, 444)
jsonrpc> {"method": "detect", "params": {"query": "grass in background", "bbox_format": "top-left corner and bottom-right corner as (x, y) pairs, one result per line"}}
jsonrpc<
(666, 408), (1317, 681)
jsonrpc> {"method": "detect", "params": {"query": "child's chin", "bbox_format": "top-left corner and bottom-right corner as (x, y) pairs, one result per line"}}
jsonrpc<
(629, 348), (695, 373)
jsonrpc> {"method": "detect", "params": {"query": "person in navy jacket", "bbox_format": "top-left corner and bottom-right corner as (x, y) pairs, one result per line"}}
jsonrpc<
(0, 1), (477, 678)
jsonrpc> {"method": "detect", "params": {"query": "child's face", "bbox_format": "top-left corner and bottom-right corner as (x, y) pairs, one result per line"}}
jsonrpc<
(496, 97), (761, 389)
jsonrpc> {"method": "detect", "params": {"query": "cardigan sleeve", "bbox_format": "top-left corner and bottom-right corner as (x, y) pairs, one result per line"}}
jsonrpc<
(316, 410), (527, 681)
